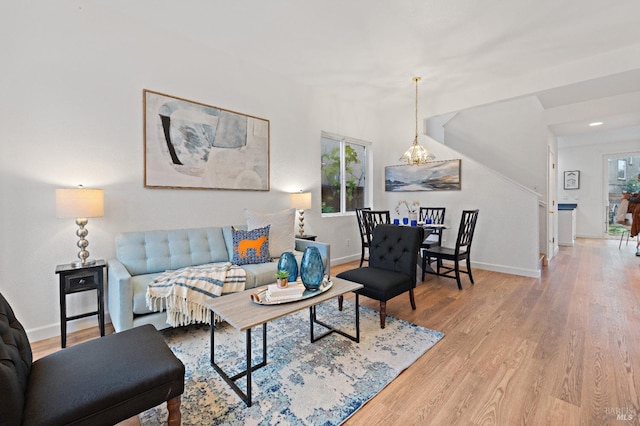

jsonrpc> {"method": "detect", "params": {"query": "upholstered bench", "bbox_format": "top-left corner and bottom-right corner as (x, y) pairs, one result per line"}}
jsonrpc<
(0, 292), (185, 426)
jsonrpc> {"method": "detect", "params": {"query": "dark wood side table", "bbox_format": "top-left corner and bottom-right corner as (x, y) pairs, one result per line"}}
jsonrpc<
(55, 260), (106, 348)
(296, 235), (317, 241)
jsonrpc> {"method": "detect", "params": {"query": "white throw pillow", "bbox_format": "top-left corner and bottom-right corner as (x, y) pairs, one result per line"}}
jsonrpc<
(245, 208), (296, 258)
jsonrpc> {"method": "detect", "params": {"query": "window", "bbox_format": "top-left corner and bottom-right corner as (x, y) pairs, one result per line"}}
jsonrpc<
(320, 131), (369, 214)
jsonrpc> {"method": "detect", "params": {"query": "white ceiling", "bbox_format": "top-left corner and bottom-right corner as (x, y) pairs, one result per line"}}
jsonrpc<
(102, 0), (640, 142)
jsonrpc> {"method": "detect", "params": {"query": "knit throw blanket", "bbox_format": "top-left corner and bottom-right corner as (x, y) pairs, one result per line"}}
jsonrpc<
(146, 262), (246, 327)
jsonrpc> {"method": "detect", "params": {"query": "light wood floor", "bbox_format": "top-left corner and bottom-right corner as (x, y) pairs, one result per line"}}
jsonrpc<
(32, 238), (640, 425)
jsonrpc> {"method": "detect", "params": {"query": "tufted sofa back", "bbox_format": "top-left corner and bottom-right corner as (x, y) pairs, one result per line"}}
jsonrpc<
(115, 227), (232, 276)
(0, 292), (32, 426)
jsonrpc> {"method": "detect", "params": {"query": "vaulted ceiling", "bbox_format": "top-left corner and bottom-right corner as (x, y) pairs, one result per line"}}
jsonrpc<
(103, 0), (640, 143)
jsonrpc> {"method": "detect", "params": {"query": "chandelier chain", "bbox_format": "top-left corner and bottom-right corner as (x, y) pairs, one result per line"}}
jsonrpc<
(414, 77), (419, 143)
(399, 75), (434, 165)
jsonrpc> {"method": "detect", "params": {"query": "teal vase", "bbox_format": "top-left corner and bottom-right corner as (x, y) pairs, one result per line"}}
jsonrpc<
(300, 247), (324, 290)
(277, 252), (298, 282)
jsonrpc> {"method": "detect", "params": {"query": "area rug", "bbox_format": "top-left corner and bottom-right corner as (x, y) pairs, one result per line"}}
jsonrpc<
(140, 301), (444, 425)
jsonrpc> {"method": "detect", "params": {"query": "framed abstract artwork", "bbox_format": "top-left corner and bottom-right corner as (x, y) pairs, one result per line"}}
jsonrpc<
(563, 170), (580, 190)
(385, 159), (461, 192)
(144, 89), (270, 190)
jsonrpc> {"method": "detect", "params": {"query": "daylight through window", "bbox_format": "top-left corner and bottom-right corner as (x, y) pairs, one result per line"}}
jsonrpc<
(320, 132), (369, 214)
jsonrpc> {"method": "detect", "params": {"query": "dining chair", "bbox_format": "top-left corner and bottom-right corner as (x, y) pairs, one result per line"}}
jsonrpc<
(355, 207), (371, 267)
(361, 210), (391, 252)
(419, 207), (446, 273)
(422, 209), (479, 289)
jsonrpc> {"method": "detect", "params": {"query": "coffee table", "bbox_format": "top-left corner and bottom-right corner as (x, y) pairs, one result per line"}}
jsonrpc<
(207, 277), (363, 406)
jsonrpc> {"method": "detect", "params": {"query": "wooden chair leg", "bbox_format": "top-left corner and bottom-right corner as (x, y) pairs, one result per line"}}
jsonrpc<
(338, 295), (344, 311)
(167, 395), (182, 426)
(379, 301), (387, 328)
(409, 289), (416, 310)
(454, 260), (462, 290)
(467, 257), (474, 284)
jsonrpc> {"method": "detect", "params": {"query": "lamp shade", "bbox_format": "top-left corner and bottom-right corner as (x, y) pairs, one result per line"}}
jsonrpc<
(290, 192), (312, 210)
(56, 188), (104, 219)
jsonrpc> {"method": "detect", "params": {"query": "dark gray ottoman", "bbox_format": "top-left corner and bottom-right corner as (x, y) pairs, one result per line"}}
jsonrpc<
(1, 292), (185, 426)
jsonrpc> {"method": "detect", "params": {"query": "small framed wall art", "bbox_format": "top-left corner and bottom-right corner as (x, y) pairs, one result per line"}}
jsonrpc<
(563, 170), (580, 190)
(144, 89), (270, 190)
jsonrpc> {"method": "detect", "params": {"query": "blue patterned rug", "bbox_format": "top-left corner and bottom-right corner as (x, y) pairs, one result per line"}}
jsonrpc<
(140, 301), (444, 425)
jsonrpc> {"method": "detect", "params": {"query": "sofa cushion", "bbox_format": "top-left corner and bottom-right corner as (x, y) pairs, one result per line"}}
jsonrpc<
(115, 227), (229, 276)
(131, 272), (165, 315)
(240, 262), (275, 289)
(222, 225), (246, 261)
(241, 250), (304, 289)
(231, 226), (271, 265)
(245, 208), (295, 258)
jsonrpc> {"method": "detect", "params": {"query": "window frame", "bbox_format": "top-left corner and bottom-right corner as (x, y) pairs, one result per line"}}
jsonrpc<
(320, 131), (372, 217)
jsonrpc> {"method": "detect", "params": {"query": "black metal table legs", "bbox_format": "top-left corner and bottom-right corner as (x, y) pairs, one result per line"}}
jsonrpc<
(210, 295), (360, 407)
(310, 293), (360, 343)
(210, 311), (267, 407)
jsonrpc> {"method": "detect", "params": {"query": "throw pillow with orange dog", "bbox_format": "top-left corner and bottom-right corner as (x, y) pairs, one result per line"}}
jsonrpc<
(232, 225), (271, 265)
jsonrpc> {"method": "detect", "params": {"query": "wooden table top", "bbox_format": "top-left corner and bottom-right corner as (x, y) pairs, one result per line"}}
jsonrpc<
(207, 277), (363, 331)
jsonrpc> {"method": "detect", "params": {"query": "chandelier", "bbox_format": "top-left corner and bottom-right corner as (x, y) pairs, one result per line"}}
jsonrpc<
(399, 76), (435, 165)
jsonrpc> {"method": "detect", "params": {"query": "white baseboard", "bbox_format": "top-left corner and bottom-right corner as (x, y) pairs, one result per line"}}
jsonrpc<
(330, 254), (362, 268)
(470, 261), (541, 278)
(26, 313), (112, 343)
(331, 256), (541, 278)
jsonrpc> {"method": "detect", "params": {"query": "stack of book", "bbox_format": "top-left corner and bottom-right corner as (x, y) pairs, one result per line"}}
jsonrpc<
(265, 282), (304, 302)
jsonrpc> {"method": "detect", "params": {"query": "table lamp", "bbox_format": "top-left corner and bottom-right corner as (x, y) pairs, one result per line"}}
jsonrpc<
(290, 192), (312, 237)
(56, 186), (104, 267)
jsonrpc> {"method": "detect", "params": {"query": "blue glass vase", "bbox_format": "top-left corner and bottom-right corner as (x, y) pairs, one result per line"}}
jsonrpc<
(277, 252), (298, 282)
(300, 246), (324, 290)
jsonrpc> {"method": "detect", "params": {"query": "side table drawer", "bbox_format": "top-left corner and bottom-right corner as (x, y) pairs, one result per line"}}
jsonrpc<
(65, 272), (99, 292)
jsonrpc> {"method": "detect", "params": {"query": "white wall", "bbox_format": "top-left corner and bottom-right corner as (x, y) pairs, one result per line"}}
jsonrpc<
(442, 96), (548, 196)
(558, 138), (640, 238)
(374, 105), (541, 279)
(1, 2), (546, 343)
(0, 2), (373, 340)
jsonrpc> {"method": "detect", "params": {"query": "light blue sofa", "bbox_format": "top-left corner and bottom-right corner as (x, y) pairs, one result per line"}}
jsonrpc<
(107, 226), (330, 332)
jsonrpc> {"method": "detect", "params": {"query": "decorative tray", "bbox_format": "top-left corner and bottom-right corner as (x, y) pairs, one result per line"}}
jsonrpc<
(251, 280), (333, 305)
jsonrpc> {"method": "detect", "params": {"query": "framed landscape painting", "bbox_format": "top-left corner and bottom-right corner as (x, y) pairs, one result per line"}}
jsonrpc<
(144, 89), (270, 190)
(385, 159), (461, 192)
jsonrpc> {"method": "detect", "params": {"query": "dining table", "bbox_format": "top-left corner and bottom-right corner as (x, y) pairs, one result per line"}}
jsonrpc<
(419, 223), (448, 275)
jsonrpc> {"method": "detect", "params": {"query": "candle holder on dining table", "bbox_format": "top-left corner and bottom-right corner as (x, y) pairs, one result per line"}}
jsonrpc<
(394, 217), (421, 226)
